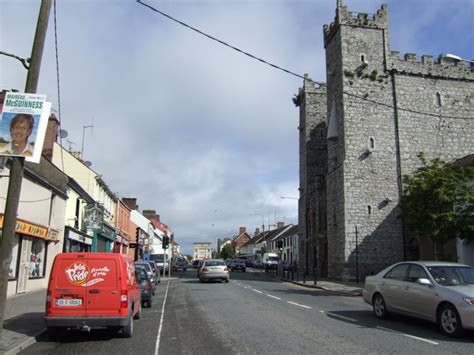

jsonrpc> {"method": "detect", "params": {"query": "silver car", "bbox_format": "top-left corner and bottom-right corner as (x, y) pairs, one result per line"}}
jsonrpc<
(363, 261), (474, 337)
(198, 259), (229, 283)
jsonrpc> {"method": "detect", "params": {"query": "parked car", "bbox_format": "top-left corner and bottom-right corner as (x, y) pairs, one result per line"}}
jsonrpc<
(230, 259), (246, 272)
(146, 260), (161, 284)
(245, 260), (254, 268)
(45, 253), (141, 338)
(136, 268), (153, 308)
(135, 262), (156, 294)
(192, 259), (201, 269)
(199, 259), (229, 283)
(363, 261), (474, 337)
(253, 260), (264, 269)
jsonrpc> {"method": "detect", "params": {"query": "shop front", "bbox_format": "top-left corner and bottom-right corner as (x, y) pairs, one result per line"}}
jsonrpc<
(92, 221), (116, 252)
(1, 214), (60, 295)
(63, 226), (92, 252)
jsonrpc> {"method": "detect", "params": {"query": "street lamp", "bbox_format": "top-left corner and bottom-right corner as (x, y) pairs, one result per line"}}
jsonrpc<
(249, 212), (265, 233)
(443, 53), (474, 64)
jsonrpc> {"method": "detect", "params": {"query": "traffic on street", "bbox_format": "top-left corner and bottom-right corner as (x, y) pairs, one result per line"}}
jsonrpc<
(19, 267), (474, 355)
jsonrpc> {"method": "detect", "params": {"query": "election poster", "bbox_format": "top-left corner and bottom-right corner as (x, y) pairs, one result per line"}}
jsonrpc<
(0, 92), (51, 164)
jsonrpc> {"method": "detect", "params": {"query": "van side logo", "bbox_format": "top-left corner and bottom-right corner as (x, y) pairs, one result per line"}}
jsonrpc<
(65, 262), (89, 285)
(65, 263), (111, 287)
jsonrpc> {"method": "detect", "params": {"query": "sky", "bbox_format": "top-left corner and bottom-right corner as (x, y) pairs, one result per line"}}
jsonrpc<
(1, 0), (473, 255)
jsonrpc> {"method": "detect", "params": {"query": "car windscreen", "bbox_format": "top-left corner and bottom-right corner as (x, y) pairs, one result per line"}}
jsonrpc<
(427, 266), (474, 286)
(269, 257), (279, 262)
(205, 261), (226, 267)
(135, 263), (152, 272)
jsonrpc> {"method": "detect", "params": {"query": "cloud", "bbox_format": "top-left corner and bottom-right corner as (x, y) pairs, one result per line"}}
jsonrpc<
(1, 0), (471, 254)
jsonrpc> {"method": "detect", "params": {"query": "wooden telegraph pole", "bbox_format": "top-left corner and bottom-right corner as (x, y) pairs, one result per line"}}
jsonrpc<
(0, 0), (52, 336)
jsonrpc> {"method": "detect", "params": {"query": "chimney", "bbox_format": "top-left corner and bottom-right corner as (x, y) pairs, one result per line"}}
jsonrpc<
(143, 210), (156, 221)
(277, 222), (285, 229)
(239, 227), (246, 235)
(122, 198), (138, 211)
(42, 112), (59, 160)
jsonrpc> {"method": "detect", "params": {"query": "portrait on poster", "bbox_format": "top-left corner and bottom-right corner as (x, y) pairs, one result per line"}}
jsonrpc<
(0, 92), (50, 163)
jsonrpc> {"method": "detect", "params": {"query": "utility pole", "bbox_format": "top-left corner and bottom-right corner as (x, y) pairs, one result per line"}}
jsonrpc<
(0, 0), (52, 336)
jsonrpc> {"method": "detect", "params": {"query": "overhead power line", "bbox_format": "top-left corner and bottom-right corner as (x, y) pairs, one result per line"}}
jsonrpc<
(136, 0), (473, 121)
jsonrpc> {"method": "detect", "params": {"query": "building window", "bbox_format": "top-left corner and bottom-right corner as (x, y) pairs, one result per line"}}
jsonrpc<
(368, 205), (372, 215)
(435, 92), (442, 107)
(361, 54), (366, 63)
(368, 137), (375, 149)
(29, 237), (46, 278)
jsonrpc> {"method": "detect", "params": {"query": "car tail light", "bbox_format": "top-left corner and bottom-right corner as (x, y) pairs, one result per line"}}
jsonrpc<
(144, 282), (152, 291)
(120, 290), (128, 309)
(202, 267), (209, 272)
(46, 290), (52, 314)
(463, 297), (474, 305)
(224, 267), (228, 272)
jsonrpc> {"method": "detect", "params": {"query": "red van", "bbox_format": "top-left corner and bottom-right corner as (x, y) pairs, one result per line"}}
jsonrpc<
(45, 253), (141, 338)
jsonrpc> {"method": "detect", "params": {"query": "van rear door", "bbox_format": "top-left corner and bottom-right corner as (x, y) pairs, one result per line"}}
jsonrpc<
(85, 255), (120, 316)
(49, 253), (88, 317)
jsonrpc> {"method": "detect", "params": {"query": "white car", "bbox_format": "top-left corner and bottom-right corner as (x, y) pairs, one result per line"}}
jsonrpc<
(363, 261), (474, 337)
(198, 259), (229, 283)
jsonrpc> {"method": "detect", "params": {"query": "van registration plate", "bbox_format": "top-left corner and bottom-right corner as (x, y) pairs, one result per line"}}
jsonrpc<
(56, 299), (82, 306)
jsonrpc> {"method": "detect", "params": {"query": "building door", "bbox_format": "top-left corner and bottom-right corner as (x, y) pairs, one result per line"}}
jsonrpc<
(16, 237), (32, 294)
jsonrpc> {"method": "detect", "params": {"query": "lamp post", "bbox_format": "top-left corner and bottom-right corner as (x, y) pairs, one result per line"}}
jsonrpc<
(249, 212), (264, 234)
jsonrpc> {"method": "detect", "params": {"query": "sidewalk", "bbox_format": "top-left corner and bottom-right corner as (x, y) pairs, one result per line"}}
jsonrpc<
(259, 268), (364, 297)
(0, 289), (46, 355)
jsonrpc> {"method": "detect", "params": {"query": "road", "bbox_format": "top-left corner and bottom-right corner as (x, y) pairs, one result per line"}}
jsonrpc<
(21, 268), (473, 354)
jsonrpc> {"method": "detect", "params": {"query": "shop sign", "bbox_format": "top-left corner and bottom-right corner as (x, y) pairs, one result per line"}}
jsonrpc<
(47, 228), (60, 242)
(0, 213), (48, 239)
(68, 229), (92, 245)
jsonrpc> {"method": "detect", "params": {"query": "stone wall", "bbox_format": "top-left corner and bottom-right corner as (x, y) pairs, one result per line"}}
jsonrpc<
(316, 2), (474, 281)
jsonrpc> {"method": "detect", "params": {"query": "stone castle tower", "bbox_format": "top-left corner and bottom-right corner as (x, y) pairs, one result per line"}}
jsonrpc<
(298, 2), (473, 280)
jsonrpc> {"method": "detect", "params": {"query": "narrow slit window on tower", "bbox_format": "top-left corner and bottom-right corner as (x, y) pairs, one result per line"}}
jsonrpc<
(367, 205), (372, 215)
(435, 92), (442, 107)
(361, 54), (365, 63)
(369, 137), (375, 149)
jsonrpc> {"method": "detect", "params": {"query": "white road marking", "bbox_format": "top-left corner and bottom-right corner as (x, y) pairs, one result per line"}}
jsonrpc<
(287, 301), (312, 309)
(154, 278), (171, 355)
(326, 312), (357, 322)
(251, 289), (263, 294)
(376, 326), (438, 345)
(403, 334), (439, 345)
(266, 294), (281, 300)
(320, 310), (325, 314)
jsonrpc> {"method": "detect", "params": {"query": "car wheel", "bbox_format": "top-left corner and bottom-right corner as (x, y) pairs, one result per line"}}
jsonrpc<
(373, 293), (388, 319)
(148, 299), (153, 308)
(224, 278), (229, 283)
(438, 303), (465, 337)
(121, 315), (133, 338)
(134, 302), (142, 320)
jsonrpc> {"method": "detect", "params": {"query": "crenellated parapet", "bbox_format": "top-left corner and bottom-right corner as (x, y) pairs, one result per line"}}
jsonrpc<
(324, 4), (388, 46)
(388, 51), (474, 80)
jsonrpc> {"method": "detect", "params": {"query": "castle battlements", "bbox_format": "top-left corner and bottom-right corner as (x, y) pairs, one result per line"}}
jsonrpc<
(324, 4), (388, 46)
(388, 51), (474, 80)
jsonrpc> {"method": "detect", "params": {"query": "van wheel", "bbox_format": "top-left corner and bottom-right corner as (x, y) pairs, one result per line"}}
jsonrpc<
(122, 315), (133, 338)
(134, 302), (142, 320)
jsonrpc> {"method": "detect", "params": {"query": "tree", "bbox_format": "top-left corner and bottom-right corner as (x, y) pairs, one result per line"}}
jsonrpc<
(220, 244), (234, 260)
(401, 153), (474, 260)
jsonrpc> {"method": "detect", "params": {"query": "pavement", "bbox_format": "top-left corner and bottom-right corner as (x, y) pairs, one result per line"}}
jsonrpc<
(0, 272), (362, 354)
